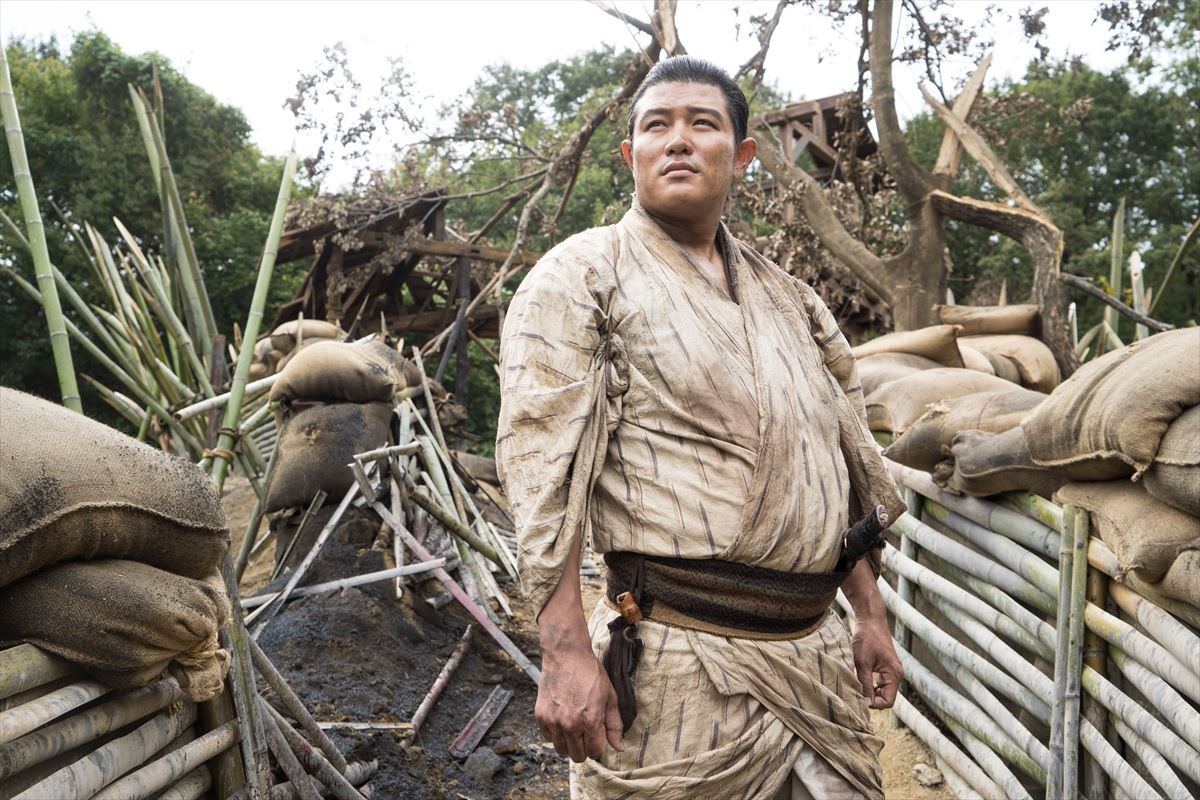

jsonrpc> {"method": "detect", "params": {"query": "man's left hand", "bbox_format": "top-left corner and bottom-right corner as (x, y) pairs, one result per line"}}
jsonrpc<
(850, 613), (903, 709)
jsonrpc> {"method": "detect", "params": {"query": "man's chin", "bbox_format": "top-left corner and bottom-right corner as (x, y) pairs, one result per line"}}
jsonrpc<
(643, 186), (717, 216)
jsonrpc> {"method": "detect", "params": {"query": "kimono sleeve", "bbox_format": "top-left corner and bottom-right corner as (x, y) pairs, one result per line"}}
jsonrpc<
(496, 255), (609, 615)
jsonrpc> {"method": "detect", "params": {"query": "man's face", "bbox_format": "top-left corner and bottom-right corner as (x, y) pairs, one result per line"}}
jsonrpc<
(622, 81), (756, 223)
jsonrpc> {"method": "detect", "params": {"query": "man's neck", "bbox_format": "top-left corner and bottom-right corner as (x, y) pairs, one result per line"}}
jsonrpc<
(641, 205), (723, 263)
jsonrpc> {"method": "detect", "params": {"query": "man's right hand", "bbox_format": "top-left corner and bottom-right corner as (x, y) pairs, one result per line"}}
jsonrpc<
(536, 632), (625, 763)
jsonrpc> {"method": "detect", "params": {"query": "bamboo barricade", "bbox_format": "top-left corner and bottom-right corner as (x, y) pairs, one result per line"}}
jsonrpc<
(869, 458), (1199, 800)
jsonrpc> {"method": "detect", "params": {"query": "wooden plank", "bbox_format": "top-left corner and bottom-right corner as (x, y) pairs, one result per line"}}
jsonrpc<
(449, 686), (514, 759)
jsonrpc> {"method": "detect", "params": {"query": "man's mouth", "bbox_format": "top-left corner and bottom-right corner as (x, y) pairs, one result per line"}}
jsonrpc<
(661, 161), (698, 175)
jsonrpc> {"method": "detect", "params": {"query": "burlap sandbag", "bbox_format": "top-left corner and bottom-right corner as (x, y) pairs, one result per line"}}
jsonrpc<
(0, 560), (231, 702)
(852, 324), (965, 368)
(1055, 480), (1200, 582)
(857, 354), (943, 397)
(0, 389), (229, 588)
(270, 338), (404, 405)
(960, 335), (1061, 392)
(981, 350), (1022, 384)
(958, 344), (996, 376)
(1157, 549), (1199, 607)
(865, 368), (1016, 433)
(1022, 329), (1200, 477)
(885, 388), (1046, 472)
(265, 401), (393, 512)
(269, 319), (344, 354)
(1144, 405), (1200, 515)
(936, 304), (1040, 337)
(933, 428), (1067, 498)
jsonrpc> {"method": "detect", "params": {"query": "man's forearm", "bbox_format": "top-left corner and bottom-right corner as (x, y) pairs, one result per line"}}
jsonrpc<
(536, 533), (591, 654)
(841, 556), (887, 623)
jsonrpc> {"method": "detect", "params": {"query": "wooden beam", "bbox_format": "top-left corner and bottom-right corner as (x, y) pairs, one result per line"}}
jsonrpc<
(403, 239), (541, 266)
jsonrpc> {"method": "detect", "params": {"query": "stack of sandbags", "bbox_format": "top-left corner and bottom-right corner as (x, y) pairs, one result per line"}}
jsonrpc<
(0, 388), (231, 702)
(958, 335), (1060, 392)
(935, 304), (1040, 337)
(932, 427), (1068, 499)
(248, 319), (345, 380)
(265, 337), (404, 513)
(884, 388), (1045, 472)
(864, 368), (1017, 434)
(1143, 405), (1199, 516)
(1056, 481), (1199, 605)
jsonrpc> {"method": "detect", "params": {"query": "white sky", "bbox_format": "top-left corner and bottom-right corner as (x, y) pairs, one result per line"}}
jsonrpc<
(1, 0), (1126, 179)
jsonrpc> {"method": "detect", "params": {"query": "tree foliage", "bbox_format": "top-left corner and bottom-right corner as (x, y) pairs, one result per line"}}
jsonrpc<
(0, 32), (302, 408)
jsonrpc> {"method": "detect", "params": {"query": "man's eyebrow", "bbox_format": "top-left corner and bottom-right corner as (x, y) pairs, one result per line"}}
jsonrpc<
(638, 105), (727, 122)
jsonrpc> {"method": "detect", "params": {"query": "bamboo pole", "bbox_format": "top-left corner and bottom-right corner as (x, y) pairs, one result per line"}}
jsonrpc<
(0, 47), (81, 411)
(271, 489), (328, 583)
(0, 677), (183, 781)
(371, 499), (541, 683)
(891, 693), (1005, 800)
(176, 375), (279, 422)
(246, 637), (348, 774)
(0, 645), (72, 701)
(1109, 648), (1200, 751)
(1111, 715), (1192, 800)
(14, 701), (197, 799)
(1062, 507), (1090, 800)
(91, 720), (239, 800)
(0, 680), (109, 745)
(241, 560), (446, 610)
(258, 698), (366, 800)
(235, 432), (282, 582)
(409, 626), (473, 740)
(1047, 505), (1075, 800)
(1103, 197), (1126, 346)
(1082, 566), (1108, 800)
(156, 765), (212, 800)
(1108, 581), (1200, 671)
(928, 501), (1199, 699)
(261, 710), (322, 800)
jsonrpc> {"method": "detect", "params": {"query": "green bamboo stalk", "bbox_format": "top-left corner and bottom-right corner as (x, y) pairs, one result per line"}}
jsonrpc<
(4, 267), (206, 454)
(233, 433), (280, 582)
(1001, 490), (1063, 532)
(1075, 321), (1103, 359)
(1103, 197), (1126, 347)
(1062, 507), (1090, 800)
(82, 375), (144, 427)
(1047, 505), (1075, 800)
(1148, 214), (1199, 316)
(0, 46), (81, 412)
(1129, 251), (1149, 340)
(134, 88), (216, 350)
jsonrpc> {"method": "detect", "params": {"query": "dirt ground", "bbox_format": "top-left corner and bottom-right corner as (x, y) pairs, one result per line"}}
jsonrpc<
(223, 477), (955, 800)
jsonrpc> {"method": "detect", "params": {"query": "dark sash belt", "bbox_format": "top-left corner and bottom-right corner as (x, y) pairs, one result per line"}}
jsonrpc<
(601, 505), (890, 732)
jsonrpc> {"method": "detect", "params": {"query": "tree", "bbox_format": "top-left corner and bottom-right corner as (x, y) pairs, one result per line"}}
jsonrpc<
(0, 32), (302, 409)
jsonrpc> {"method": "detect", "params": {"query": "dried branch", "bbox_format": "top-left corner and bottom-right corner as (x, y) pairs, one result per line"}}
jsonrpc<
(933, 52), (992, 180)
(919, 82), (1040, 216)
(587, 0), (655, 36)
(1059, 273), (1174, 333)
(735, 0), (791, 90)
(652, 0), (687, 57)
(753, 122), (892, 305)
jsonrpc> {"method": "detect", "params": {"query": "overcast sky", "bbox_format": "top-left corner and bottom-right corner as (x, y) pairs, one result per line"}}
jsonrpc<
(2, 1), (1127, 178)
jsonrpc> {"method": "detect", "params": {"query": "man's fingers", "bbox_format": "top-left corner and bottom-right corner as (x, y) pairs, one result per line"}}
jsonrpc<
(582, 716), (608, 760)
(874, 667), (901, 709)
(604, 695), (625, 752)
(566, 730), (589, 763)
(855, 661), (875, 702)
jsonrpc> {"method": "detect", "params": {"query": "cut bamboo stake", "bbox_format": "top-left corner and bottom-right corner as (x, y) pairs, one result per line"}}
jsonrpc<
(14, 701), (197, 800)
(255, 476), (363, 638)
(258, 698), (366, 800)
(247, 637), (348, 774)
(156, 765), (213, 800)
(1111, 714), (1192, 800)
(1110, 648), (1200, 751)
(1108, 581), (1200, 672)
(242, 561), (445, 611)
(0, 645), (73, 701)
(91, 719), (239, 800)
(262, 709), (322, 800)
(0, 677), (183, 781)
(409, 626), (473, 740)
(0, 679), (109, 745)
(372, 500), (540, 683)
(1062, 507), (1090, 800)
(1049, 504), (1074, 800)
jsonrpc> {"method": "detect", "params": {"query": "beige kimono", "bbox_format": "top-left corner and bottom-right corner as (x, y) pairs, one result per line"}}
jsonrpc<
(497, 202), (904, 799)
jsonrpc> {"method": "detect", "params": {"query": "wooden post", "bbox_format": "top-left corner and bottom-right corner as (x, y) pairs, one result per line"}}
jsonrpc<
(1047, 505), (1075, 800)
(1082, 567), (1109, 800)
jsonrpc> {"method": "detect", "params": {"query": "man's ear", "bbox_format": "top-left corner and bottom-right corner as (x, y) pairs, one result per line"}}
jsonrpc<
(621, 139), (634, 170)
(734, 137), (757, 176)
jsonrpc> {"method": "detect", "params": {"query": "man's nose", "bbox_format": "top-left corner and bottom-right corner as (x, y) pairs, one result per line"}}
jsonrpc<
(665, 124), (692, 155)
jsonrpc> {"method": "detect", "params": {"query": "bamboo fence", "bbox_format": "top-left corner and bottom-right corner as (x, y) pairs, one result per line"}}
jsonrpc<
(867, 458), (1200, 800)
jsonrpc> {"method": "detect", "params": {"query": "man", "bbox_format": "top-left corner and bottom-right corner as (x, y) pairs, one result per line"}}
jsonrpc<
(497, 56), (906, 800)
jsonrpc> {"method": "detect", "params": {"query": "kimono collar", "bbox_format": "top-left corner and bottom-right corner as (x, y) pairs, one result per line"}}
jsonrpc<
(624, 195), (743, 301)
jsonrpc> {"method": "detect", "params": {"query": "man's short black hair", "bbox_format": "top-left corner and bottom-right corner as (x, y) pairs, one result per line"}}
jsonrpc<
(626, 56), (750, 145)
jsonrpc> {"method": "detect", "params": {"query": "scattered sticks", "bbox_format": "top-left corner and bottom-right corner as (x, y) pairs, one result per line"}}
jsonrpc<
(409, 626), (474, 741)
